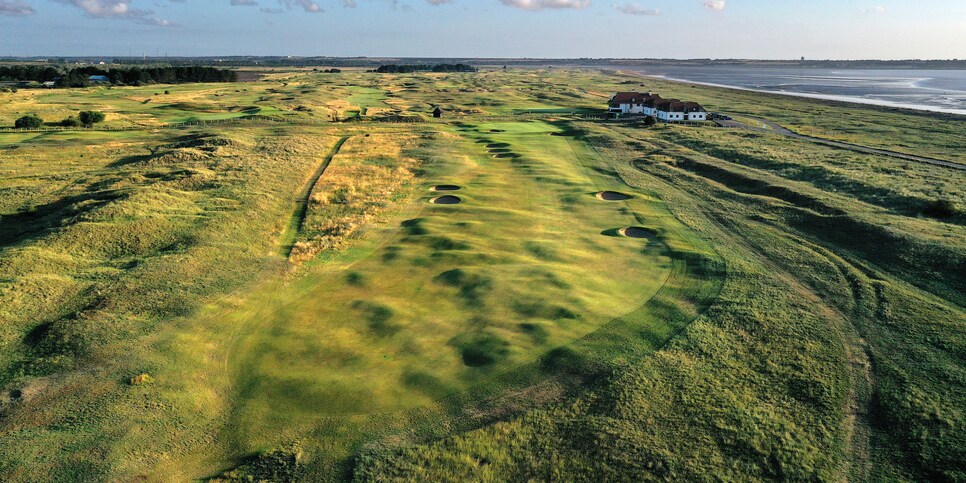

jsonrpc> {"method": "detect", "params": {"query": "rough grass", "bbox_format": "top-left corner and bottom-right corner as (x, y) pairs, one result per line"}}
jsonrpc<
(0, 68), (962, 482)
(290, 133), (419, 264)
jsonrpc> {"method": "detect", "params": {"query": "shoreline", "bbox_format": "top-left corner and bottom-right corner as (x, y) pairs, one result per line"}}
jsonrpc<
(610, 69), (966, 117)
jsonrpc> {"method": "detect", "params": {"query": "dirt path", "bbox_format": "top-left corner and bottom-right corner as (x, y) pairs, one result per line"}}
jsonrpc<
(719, 115), (966, 171)
(278, 135), (350, 257)
(796, 240), (877, 482)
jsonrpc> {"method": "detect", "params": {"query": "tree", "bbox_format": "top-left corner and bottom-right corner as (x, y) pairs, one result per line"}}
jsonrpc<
(55, 71), (90, 88)
(60, 116), (82, 128)
(14, 114), (43, 129)
(78, 110), (106, 127)
(643, 115), (657, 127)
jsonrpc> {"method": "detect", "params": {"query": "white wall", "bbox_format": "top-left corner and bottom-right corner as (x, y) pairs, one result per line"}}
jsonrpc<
(658, 111), (686, 121)
(657, 110), (706, 121)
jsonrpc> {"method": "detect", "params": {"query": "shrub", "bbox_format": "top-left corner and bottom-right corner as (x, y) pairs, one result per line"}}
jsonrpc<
(643, 116), (657, 127)
(78, 110), (106, 127)
(14, 114), (43, 129)
(129, 373), (154, 386)
(60, 116), (82, 128)
(216, 445), (303, 481)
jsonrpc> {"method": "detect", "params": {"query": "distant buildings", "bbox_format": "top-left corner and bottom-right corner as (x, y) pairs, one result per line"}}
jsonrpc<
(608, 91), (707, 122)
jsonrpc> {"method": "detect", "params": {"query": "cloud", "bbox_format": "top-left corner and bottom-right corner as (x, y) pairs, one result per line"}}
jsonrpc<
(863, 5), (886, 14)
(388, 0), (412, 11)
(0, 0), (34, 16)
(278, 0), (321, 12)
(703, 0), (724, 11)
(55, 0), (139, 17)
(500, 0), (589, 11)
(53, 0), (175, 24)
(231, 0), (258, 6)
(425, 0), (452, 4)
(612, 3), (658, 15)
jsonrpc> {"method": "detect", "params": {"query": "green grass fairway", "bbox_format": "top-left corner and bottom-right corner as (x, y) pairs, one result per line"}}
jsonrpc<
(344, 86), (391, 116)
(0, 67), (962, 481)
(141, 121), (682, 472)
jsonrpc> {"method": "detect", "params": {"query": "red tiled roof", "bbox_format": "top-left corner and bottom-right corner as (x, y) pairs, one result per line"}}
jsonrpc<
(611, 92), (641, 103)
(609, 91), (654, 106)
(655, 99), (682, 110)
(609, 91), (705, 113)
(679, 101), (706, 113)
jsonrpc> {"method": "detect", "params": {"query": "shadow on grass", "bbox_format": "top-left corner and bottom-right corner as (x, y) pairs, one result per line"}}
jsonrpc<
(0, 190), (123, 250)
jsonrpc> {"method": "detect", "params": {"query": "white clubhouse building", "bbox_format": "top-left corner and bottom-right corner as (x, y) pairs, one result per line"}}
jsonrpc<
(608, 92), (708, 122)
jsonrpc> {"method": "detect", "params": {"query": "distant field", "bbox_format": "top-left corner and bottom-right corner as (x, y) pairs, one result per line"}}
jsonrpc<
(0, 68), (962, 481)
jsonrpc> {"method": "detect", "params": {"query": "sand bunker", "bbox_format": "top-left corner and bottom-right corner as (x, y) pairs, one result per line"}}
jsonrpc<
(486, 143), (509, 149)
(596, 191), (633, 201)
(433, 185), (461, 191)
(430, 195), (462, 205)
(619, 227), (657, 239)
(493, 153), (517, 159)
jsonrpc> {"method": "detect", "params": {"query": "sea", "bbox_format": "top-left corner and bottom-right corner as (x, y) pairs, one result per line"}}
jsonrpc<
(605, 65), (966, 116)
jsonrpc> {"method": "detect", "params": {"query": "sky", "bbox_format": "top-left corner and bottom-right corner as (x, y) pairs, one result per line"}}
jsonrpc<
(0, 0), (964, 59)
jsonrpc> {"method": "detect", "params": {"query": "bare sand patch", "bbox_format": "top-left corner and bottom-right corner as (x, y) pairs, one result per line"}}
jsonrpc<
(431, 195), (462, 205)
(619, 227), (657, 239)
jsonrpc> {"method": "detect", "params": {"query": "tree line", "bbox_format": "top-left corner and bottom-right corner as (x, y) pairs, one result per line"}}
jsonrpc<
(0, 65), (237, 87)
(374, 64), (477, 73)
(13, 110), (106, 129)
